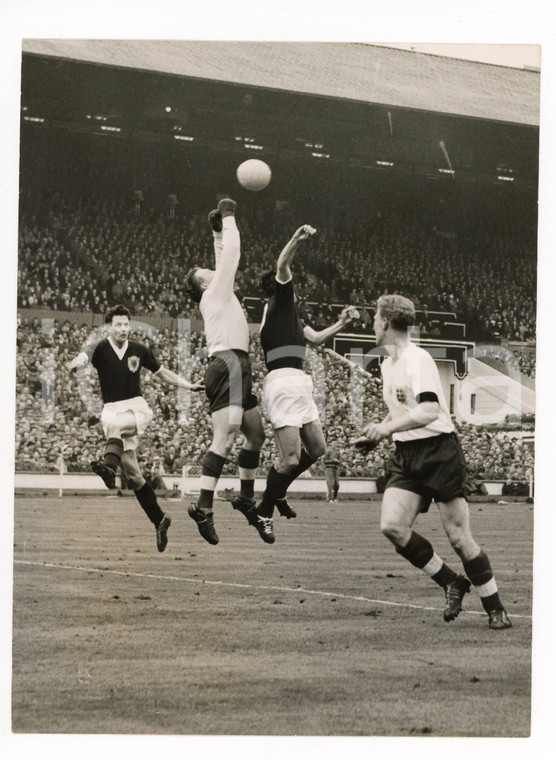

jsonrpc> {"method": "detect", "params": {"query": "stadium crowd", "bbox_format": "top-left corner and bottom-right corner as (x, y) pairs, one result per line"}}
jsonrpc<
(14, 184), (536, 484)
(17, 191), (537, 348)
(15, 319), (534, 486)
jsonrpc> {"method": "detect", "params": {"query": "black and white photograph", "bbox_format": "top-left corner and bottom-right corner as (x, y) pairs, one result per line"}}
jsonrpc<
(1, 1), (555, 756)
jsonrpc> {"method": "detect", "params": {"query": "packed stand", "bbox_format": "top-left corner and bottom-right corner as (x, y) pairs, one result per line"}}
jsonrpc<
(14, 318), (389, 478)
(15, 319), (534, 486)
(17, 190), (537, 343)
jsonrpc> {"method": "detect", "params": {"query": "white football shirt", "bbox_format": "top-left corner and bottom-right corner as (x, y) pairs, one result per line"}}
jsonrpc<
(200, 290), (249, 354)
(381, 342), (454, 441)
(199, 218), (249, 355)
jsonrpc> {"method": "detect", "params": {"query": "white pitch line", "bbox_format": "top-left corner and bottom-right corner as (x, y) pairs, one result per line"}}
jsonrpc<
(14, 559), (533, 620)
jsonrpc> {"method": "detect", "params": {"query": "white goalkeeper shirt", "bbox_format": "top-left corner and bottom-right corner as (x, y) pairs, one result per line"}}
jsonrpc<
(381, 342), (454, 442)
(199, 218), (249, 355)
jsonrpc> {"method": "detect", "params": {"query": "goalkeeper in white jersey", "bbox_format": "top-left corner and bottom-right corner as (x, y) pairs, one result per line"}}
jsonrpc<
(183, 198), (265, 546)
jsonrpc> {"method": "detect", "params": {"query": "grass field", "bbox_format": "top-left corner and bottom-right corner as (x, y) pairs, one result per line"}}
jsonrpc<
(11, 495), (533, 737)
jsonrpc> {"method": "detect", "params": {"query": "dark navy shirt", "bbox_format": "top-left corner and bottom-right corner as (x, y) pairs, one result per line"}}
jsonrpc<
(260, 278), (306, 372)
(88, 339), (160, 404)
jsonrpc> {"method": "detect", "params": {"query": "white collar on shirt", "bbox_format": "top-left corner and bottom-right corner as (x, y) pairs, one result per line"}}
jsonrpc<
(108, 336), (129, 360)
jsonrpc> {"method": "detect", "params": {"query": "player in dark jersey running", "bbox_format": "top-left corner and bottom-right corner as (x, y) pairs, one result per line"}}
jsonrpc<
(358, 294), (511, 629)
(183, 198), (265, 545)
(254, 224), (359, 543)
(68, 304), (203, 552)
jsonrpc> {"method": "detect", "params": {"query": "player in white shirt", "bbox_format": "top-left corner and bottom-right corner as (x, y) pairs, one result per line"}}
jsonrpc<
(183, 198), (265, 545)
(358, 294), (511, 629)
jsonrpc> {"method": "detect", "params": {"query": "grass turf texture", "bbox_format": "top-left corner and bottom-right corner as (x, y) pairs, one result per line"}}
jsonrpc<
(12, 496), (532, 736)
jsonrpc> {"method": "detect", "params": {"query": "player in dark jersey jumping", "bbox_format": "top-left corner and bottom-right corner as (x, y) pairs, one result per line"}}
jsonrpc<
(254, 224), (359, 543)
(68, 304), (203, 552)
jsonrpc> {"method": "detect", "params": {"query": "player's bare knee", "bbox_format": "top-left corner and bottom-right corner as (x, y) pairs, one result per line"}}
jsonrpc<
(281, 452), (300, 473)
(312, 442), (326, 459)
(449, 532), (477, 559)
(380, 518), (404, 544)
(446, 526), (467, 555)
(126, 473), (144, 490)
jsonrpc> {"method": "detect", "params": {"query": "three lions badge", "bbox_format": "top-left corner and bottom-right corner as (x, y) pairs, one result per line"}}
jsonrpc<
(396, 387), (407, 404)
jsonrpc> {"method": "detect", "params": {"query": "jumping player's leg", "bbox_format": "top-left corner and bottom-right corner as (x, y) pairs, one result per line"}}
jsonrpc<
(238, 406), (265, 500)
(381, 487), (461, 589)
(120, 450), (171, 552)
(199, 405), (242, 511)
(189, 405), (242, 545)
(257, 420), (326, 526)
(105, 410), (137, 463)
(257, 425), (301, 519)
(106, 411), (137, 439)
(222, 406), (264, 526)
(275, 425), (303, 473)
(275, 419), (325, 513)
(438, 497), (511, 628)
(300, 420), (327, 462)
(92, 410), (138, 489)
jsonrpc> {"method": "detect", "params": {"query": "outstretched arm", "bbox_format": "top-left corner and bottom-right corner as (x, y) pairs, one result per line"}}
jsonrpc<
(209, 200), (242, 298)
(153, 366), (204, 391)
(209, 218), (241, 297)
(67, 352), (89, 371)
(276, 225), (316, 282)
(303, 306), (360, 346)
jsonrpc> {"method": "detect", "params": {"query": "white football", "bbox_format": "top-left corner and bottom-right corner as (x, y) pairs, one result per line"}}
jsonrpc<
(236, 159), (272, 191)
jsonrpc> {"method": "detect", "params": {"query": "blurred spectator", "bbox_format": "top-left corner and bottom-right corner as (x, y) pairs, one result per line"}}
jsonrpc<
(143, 462), (166, 492)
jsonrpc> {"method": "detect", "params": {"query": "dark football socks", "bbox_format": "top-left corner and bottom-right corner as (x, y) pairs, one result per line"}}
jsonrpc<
(289, 448), (318, 481)
(198, 450), (227, 514)
(134, 482), (164, 526)
(258, 449), (318, 518)
(257, 467), (291, 517)
(104, 437), (123, 472)
(463, 550), (505, 612)
(238, 448), (260, 499)
(396, 531), (458, 587)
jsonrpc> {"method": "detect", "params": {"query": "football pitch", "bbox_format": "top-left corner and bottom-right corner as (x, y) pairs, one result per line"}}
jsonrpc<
(11, 495), (533, 737)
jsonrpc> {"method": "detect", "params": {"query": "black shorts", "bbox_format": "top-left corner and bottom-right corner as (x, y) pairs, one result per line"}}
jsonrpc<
(384, 432), (469, 511)
(204, 350), (258, 415)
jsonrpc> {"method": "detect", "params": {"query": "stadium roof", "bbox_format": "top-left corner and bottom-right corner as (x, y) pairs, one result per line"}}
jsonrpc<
(22, 40), (540, 127)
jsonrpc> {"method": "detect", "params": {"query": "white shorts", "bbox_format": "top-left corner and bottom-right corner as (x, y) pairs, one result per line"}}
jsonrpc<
(262, 368), (319, 430)
(100, 396), (153, 452)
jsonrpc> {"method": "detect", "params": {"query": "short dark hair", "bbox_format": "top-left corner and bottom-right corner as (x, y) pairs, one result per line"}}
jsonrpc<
(260, 270), (277, 297)
(184, 267), (203, 303)
(105, 304), (131, 324)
